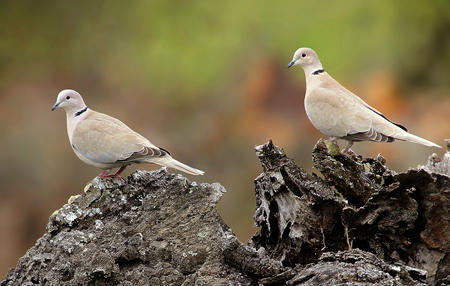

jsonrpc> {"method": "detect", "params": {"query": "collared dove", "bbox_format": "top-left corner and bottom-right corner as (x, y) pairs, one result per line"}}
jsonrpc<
(288, 47), (441, 153)
(52, 89), (204, 178)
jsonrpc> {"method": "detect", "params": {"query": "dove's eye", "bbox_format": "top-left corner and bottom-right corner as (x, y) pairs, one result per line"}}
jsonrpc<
(302, 53), (306, 58)
(66, 96), (70, 100)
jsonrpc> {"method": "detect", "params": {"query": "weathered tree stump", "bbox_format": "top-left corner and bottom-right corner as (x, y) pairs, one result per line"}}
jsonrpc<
(2, 139), (449, 285)
(250, 139), (449, 285)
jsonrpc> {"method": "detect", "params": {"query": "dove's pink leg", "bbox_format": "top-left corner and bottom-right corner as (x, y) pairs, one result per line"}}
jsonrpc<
(105, 166), (127, 181)
(97, 170), (110, 178)
(329, 136), (337, 143)
(112, 166), (126, 176)
(341, 141), (354, 154)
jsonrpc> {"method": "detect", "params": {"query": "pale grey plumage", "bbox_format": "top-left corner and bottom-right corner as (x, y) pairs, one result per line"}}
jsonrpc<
(52, 89), (204, 177)
(288, 47), (441, 152)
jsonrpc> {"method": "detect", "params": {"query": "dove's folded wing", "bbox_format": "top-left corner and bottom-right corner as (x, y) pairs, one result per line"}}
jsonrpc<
(71, 111), (166, 165)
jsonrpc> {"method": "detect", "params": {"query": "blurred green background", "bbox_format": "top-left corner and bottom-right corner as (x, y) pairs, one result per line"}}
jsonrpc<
(0, 0), (449, 277)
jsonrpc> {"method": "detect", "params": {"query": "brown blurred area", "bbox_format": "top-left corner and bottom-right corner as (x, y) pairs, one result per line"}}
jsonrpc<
(0, 0), (449, 277)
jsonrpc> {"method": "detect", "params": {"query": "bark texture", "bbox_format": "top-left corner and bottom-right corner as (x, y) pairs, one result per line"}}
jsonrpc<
(2, 139), (449, 285)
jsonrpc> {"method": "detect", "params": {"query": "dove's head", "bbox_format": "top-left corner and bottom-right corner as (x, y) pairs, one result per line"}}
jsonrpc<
(288, 47), (323, 74)
(52, 89), (86, 113)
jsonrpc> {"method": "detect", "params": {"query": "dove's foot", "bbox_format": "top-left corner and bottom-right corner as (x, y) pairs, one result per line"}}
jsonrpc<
(112, 165), (126, 176)
(342, 149), (359, 160)
(96, 166), (126, 182)
(329, 136), (337, 143)
(104, 174), (125, 182)
(102, 166), (127, 182)
(341, 141), (354, 154)
(341, 141), (359, 159)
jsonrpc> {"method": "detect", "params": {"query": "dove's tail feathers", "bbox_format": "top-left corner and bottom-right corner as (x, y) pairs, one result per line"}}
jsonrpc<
(397, 132), (441, 148)
(149, 156), (205, 175)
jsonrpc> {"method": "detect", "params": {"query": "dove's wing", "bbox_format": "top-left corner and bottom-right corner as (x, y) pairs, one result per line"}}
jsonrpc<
(71, 110), (168, 165)
(307, 73), (408, 142)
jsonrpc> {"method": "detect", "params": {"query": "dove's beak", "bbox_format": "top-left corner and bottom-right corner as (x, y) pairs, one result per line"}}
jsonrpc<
(288, 60), (296, 68)
(51, 102), (61, 111)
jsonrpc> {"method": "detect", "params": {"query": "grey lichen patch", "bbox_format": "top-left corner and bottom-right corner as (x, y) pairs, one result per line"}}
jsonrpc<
(208, 182), (227, 203)
(187, 250), (198, 256)
(91, 176), (126, 190)
(85, 207), (102, 217)
(94, 219), (104, 230)
(197, 229), (209, 239)
(418, 147), (450, 177)
(130, 169), (152, 182)
(50, 230), (89, 255)
(53, 204), (83, 227)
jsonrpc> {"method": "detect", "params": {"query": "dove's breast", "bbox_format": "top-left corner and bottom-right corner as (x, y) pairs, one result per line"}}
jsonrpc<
(304, 86), (354, 137)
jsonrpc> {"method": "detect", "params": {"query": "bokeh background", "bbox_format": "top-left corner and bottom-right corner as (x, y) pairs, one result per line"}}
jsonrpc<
(0, 0), (449, 277)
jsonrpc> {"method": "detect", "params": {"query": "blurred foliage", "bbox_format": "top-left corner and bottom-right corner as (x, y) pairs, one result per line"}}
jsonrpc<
(1, 0), (449, 95)
(0, 0), (449, 277)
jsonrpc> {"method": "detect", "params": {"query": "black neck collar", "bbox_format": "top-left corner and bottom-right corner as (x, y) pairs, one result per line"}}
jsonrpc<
(74, 107), (88, 117)
(312, 69), (325, 75)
